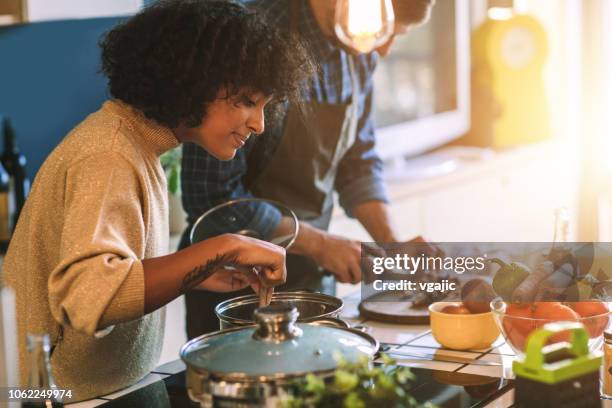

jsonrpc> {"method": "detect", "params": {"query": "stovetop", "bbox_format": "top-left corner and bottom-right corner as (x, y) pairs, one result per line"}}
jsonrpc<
(98, 368), (513, 408)
(99, 371), (198, 408)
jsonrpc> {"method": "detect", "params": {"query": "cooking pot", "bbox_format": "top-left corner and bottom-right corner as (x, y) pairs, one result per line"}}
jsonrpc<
(180, 303), (378, 408)
(215, 291), (343, 330)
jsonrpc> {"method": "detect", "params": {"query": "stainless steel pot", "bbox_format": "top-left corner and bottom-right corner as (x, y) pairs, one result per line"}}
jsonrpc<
(215, 291), (344, 330)
(181, 304), (378, 408)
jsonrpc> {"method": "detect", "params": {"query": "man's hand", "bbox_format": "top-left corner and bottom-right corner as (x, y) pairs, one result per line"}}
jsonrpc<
(312, 233), (363, 284)
(379, 236), (444, 280)
(288, 221), (383, 285)
(402, 236), (444, 258)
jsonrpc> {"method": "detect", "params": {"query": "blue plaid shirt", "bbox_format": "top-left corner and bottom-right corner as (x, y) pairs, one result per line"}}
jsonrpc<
(181, 0), (388, 239)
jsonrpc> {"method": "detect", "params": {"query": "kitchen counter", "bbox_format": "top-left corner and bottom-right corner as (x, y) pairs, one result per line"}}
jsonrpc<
(67, 291), (608, 407)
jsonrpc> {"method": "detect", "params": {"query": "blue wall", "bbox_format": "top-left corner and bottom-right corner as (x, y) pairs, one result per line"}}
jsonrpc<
(0, 17), (125, 177)
(0, 3), (155, 177)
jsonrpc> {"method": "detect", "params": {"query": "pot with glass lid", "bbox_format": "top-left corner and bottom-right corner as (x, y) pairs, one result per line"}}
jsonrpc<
(215, 290), (344, 330)
(180, 303), (378, 407)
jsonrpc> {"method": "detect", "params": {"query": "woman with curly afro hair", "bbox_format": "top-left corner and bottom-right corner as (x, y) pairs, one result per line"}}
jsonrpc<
(3, 0), (312, 401)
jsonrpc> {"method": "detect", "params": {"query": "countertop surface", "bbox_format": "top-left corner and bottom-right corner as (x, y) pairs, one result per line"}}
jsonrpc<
(66, 290), (608, 407)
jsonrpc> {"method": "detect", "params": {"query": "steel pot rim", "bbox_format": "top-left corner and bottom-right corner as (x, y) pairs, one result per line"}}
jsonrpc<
(215, 291), (344, 327)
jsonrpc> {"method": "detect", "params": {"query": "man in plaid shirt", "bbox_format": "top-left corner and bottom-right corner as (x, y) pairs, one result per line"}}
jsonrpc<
(180, 0), (435, 337)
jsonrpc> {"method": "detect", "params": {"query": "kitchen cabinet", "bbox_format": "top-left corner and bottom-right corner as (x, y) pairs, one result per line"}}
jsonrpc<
(419, 176), (505, 241)
(0, 0), (24, 25)
(0, 0), (142, 25)
(328, 141), (578, 242)
(328, 198), (421, 242)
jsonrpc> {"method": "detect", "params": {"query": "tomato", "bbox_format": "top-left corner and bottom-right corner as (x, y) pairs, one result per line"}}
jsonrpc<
(567, 301), (609, 317)
(567, 301), (609, 338)
(531, 302), (578, 319)
(504, 303), (535, 334)
(532, 303), (579, 344)
(503, 324), (530, 351)
(503, 303), (535, 351)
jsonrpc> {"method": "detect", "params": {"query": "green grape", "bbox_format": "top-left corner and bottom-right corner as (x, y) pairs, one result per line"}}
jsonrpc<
(343, 392), (366, 408)
(333, 371), (359, 393)
(304, 373), (325, 394)
(281, 352), (436, 408)
(377, 373), (394, 391)
(380, 353), (396, 366)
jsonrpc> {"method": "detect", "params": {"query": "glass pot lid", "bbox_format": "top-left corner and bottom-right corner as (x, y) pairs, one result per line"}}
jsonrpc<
(180, 304), (378, 380)
(215, 291), (343, 326)
(190, 198), (299, 249)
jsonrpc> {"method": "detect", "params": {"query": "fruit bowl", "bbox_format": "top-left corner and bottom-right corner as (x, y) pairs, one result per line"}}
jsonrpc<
(429, 302), (500, 350)
(490, 298), (611, 357)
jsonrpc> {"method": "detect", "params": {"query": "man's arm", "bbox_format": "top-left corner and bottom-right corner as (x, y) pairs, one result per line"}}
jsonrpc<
(352, 200), (399, 243)
(334, 56), (394, 242)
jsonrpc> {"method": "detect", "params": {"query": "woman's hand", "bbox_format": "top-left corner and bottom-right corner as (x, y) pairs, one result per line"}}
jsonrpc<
(143, 233), (286, 313)
(196, 234), (287, 294)
(195, 266), (259, 292)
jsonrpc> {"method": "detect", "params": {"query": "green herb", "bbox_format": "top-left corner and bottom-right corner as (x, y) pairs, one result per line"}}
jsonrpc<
(160, 146), (182, 195)
(281, 354), (436, 408)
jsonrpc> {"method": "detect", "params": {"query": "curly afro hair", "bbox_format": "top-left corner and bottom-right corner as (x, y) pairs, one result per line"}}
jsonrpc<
(100, 0), (313, 128)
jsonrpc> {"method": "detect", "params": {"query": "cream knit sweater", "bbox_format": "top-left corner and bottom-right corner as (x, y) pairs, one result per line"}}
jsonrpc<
(3, 100), (180, 401)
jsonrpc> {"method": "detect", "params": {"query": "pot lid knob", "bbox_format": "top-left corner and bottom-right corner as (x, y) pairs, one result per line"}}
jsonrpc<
(253, 303), (303, 342)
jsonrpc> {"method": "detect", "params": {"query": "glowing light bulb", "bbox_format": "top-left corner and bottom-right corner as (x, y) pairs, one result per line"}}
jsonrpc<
(488, 7), (513, 21)
(334, 0), (395, 54)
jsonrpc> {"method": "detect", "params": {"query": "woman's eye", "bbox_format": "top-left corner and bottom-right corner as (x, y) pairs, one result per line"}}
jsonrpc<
(232, 95), (259, 108)
(242, 97), (256, 107)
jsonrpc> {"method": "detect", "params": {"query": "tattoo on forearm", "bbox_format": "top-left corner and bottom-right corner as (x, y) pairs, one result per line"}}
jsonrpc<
(180, 253), (241, 293)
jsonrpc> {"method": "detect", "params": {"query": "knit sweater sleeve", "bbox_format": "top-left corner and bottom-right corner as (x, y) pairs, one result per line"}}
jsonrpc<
(48, 151), (147, 336)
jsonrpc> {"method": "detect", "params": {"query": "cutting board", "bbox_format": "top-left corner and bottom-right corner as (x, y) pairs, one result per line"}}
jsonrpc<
(358, 291), (431, 324)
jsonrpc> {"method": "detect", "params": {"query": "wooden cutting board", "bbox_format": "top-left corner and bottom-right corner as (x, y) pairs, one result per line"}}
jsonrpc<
(358, 291), (430, 324)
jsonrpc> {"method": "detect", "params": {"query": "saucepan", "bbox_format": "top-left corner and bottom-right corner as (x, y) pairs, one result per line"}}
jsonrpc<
(180, 303), (378, 407)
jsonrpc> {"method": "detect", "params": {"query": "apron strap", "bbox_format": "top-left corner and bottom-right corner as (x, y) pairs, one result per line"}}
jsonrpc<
(331, 54), (360, 164)
(347, 54), (360, 133)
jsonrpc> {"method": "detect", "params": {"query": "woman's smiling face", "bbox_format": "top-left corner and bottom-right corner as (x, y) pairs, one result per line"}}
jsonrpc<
(173, 89), (272, 161)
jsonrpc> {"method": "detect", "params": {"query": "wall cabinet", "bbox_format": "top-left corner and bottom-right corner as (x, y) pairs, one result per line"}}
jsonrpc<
(0, 0), (24, 25)
(0, 0), (142, 25)
(328, 142), (578, 243)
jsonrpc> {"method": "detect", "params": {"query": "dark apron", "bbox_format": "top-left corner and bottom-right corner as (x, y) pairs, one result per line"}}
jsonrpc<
(184, 2), (361, 338)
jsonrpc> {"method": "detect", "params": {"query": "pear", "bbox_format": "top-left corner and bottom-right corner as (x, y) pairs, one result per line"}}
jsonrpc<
(490, 258), (530, 302)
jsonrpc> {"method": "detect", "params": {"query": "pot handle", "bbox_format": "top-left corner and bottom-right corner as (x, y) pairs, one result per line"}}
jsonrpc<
(351, 324), (369, 333)
(307, 317), (350, 328)
(253, 304), (303, 342)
